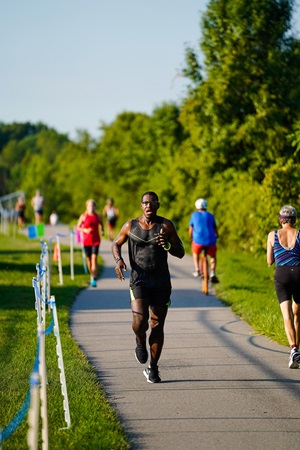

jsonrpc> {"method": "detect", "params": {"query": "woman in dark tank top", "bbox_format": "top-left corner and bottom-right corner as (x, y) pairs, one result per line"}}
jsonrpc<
(267, 205), (300, 369)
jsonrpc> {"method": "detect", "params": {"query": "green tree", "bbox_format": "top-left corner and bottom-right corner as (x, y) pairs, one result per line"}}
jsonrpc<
(52, 140), (96, 222)
(1, 127), (70, 221)
(288, 119), (300, 159)
(0, 122), (47, 195)
(0, 121), (48, 152)
(181, 0), (300, 180)
(92, 112), (156, 220)
(139, 103), (185, 207)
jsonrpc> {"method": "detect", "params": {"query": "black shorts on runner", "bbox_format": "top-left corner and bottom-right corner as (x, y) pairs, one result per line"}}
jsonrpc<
(84, 245), (99, 258)
(130, 286), (171, 308)
(274, 266), (300, 304)
(108, 217), (117, 227)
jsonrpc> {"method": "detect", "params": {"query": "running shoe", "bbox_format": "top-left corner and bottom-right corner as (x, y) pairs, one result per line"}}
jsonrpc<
(289, 348), (300, 369)
(192, 271), (200, 278)
(135, 339), (148, 364)
(90, 279), (97, 288)
(210, 274), (219, 283)
(143, 366), (161, 383)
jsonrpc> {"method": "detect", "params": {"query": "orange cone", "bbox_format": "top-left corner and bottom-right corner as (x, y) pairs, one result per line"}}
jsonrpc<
(53, 244), (59, 262)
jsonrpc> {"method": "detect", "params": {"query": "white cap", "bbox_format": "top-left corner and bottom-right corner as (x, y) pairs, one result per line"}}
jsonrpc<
(195, 198), (208, 210)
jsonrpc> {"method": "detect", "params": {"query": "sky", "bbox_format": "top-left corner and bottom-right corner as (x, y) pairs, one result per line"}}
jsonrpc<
(1, 1), (300, 140)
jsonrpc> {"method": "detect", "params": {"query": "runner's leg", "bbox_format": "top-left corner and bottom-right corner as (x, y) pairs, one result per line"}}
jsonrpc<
(210, 256), (216, 272)
(85, 256), (91, 276)
(293, 301), (300, 348)
(192, 252), (199, 273)
(131, 298), (150, 339)
(110, 226), (115, 241)
(149, 305), (168, 367)
(91, 253), (98, 279)
(280, 300), (297, 345)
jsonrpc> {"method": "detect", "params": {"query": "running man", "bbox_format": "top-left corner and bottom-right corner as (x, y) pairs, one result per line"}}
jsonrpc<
(112, 191), (185, 383)
(189, 198), (219, 283)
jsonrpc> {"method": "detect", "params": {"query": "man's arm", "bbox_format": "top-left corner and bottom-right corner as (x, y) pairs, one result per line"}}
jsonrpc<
(156, 219), (185, 259)
(112, 221), (131, 280)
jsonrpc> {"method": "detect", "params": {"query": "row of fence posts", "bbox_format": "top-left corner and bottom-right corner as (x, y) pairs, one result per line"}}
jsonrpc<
(0, 236), (73, 449)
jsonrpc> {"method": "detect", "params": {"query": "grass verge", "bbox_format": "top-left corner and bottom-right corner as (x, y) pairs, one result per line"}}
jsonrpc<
(0, 233), (130, 450)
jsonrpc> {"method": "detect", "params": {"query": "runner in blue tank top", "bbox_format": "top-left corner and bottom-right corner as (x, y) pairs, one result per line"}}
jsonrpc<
(112, 191), (185, 383)
(267, 205), (300, 369)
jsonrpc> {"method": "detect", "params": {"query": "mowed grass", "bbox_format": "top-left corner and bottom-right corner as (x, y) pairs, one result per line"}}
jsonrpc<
(0, 233), (130, 450)
(215, 248), (288, 347)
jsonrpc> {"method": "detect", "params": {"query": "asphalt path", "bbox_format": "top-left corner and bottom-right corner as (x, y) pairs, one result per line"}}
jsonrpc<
(36, 226), (300, 449)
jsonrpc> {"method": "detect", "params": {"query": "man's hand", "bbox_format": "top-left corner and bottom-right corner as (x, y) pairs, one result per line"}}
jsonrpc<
(156, 227), (168, 248)
(115, 259), (127, 281)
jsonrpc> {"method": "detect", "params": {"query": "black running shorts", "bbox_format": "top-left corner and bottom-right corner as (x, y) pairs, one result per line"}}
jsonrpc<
(84, 245), (99, 257)
(130, 286), (171, 308)
(274, 266), (300, 304)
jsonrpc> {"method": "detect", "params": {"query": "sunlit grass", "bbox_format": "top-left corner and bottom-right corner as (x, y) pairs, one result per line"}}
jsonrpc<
(0, 233), (130, 450)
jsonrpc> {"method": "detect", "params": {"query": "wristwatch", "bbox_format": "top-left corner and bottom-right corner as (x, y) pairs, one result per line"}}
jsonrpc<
(115, 257), (123, 263)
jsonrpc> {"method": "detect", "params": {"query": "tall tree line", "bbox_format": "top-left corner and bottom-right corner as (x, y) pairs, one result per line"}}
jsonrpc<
(1, 0), (300, 251)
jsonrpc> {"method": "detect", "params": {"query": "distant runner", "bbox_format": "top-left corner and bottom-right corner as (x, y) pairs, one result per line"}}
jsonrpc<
(189, 198), (219, 283)
(31, 190), (44, 224)
(15, 195), (26, 228)
(103, 198), (119, 241)
(77, 199), (104, 287)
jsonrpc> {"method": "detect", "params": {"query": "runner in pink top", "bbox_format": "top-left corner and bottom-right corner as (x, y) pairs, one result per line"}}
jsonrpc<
(77, 199), (104, 287)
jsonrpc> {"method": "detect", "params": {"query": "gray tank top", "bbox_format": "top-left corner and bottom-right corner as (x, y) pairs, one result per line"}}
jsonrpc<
(128, 217), (171, 289)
